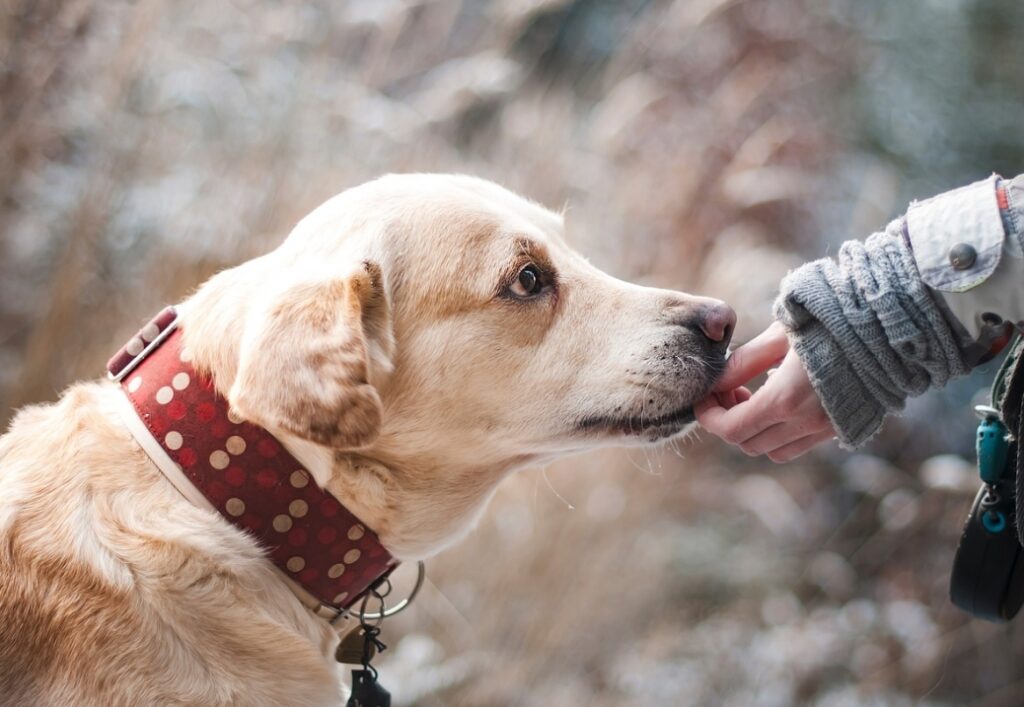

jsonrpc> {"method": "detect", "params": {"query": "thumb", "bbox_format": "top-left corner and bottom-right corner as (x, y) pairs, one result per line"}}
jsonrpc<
(713, 321), (789, 392)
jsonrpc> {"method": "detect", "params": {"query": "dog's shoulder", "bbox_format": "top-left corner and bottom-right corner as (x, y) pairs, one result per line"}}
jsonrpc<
(0, 383), (140, 703)
(0, 383), (343, 705)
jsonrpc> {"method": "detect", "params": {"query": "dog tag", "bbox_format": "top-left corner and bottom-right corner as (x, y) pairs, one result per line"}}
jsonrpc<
(335, 627), (376, 665)
(345, 669), (391, 707)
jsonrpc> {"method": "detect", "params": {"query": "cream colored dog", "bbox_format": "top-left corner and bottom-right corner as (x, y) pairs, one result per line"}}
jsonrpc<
(0, 174), (734, 706)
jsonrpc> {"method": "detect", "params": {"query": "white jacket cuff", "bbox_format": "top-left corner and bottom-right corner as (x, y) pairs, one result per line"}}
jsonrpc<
(906, 174), (1024, 354)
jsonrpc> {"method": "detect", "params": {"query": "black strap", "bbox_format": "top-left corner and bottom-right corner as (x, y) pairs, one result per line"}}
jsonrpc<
(995, 336), (1024, 546)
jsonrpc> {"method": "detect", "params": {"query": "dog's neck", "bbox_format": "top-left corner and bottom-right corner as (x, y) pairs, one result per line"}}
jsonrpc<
(274, 433), (516, 561)
(177, 280), (516, 562)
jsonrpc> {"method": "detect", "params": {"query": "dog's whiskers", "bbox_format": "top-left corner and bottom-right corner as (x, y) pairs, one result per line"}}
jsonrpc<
(540, 466), (575, 511)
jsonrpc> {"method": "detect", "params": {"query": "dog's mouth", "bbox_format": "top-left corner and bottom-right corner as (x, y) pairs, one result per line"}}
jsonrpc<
(575, 402), (696, 440)
(575, 354), (725, 441)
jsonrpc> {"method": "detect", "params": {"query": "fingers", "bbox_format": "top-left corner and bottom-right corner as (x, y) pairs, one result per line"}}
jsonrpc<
(736, 407), (830, 456)
(710, 386), (752, 410)
(713, 321), (789, 392)
(735, 421), (788, 456)
(766, 430), (836, 463)
(695, 389), (781, 445)
(715, 389), (739, 409)
(698, 344), (835, 463)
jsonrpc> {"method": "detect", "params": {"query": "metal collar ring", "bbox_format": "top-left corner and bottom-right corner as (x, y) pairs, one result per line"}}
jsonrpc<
(332, 561), (426, 624)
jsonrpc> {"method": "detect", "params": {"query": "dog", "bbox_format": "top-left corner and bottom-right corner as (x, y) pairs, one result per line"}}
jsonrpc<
(0, 174), (734, 705)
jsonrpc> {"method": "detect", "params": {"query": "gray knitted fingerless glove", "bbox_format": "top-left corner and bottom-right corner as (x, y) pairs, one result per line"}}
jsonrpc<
(773, 219), (970, 448)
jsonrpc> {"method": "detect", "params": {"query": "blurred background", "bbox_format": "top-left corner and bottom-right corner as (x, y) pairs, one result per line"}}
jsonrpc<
(2, 0), (1024, 704)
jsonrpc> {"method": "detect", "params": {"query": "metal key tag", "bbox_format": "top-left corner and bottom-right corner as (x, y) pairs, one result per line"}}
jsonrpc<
(335, 626), (376, 665)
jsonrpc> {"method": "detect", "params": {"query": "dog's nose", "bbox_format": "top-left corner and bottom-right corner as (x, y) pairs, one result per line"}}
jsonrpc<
(698, 301), (736, 346)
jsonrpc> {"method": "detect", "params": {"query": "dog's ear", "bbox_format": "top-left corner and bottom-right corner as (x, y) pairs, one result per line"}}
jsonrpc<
(228, 261), (393, 449)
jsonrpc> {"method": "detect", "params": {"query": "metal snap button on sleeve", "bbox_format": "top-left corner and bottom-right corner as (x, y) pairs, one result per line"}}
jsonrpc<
(949, 243), (978, 270)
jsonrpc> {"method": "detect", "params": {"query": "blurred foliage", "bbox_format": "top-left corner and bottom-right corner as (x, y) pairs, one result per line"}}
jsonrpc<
(843, 0), (1024, 192)
(1, 0), (1023, 705)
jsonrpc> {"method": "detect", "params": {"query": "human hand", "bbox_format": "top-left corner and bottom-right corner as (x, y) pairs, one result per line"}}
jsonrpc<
(695, 321), (836, 463)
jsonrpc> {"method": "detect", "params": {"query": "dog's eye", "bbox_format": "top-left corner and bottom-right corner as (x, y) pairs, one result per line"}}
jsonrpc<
(510, 265), (544, 298)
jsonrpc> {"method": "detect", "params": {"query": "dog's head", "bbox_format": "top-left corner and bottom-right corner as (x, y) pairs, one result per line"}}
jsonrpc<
(183, 174), (733, 555)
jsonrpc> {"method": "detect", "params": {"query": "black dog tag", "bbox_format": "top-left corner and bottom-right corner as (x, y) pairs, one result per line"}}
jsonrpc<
(345, 669), (391, 707)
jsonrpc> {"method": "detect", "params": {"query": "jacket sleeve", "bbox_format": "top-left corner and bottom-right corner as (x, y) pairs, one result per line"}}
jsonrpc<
(774, 174), (1024, 448)
(908, 174), (1024, 362)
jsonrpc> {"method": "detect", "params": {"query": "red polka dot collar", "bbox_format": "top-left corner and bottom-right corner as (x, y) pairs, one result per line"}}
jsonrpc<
(107, 307), (397, 620)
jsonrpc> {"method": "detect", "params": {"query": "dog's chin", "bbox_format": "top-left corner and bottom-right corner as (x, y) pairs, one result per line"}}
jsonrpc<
(575, 402), (698, 443)
(574, 359), (724, 443)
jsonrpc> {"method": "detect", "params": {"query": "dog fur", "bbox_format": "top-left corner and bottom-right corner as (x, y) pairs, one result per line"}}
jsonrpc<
(0, 174), (730, 705)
